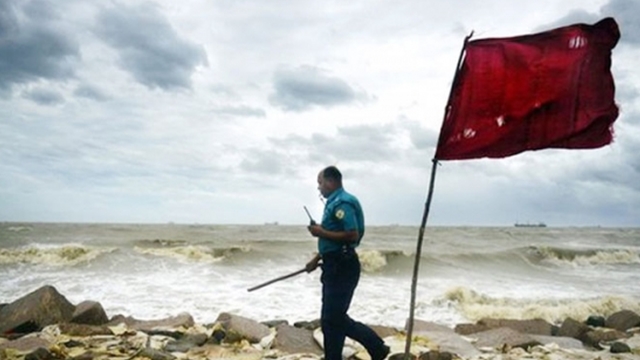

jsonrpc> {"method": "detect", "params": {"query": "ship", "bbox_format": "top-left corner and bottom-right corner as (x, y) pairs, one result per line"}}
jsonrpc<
(514, 222), (547, 228)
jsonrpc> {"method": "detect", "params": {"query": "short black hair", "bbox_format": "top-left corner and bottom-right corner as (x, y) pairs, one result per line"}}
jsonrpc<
(322, 166), (342, 183)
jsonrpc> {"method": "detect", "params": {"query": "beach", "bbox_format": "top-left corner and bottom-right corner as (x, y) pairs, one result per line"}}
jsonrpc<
(1, 223), (640, 358)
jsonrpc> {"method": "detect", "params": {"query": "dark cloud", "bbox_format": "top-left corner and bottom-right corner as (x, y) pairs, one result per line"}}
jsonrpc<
(0, 0), (79, 91)
(74, 84), (109, 101)
(95, 2), (208, 91)
(269, 65), (365, 112)
(212, 105), (266, 118)
(22, 88), (65, 105)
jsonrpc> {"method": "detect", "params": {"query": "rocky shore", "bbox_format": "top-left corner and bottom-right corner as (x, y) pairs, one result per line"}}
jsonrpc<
(1, 286), (639, 360)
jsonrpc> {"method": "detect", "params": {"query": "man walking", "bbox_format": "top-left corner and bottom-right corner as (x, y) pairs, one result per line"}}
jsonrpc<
(306, 166), (390, 360)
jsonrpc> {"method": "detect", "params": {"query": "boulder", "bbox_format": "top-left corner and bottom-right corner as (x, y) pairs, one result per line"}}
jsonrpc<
(273, 323), (322, 355)
(58, 323), (113, 336)
(605, 310), (640, 332)
(472, 327), (541, 350)
(0, 337), (51, 352)
(409, 319), (480, 358)
(0, 286), (75, 336)
(557, 318), (591, 341)
(586, 315), (606, 328)
(529, 335), (584, 349)
(477, 318), (553, 336)
(215, 312), (270, 343)
(293, 319), (321, 330)
(454, 323), (489, 335)
(610, 341), (631, 353)
(24, 347), (57, 360)
(109, 313), (194, 332)
(71, 301), (109, 326)
(164, 333), (208, 353)
(138, 347), (177, 360)
(582, 329), (628, 349)
(370, 324), (399, 339)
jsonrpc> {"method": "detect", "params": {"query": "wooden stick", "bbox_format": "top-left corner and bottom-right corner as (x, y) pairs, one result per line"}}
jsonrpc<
(247, 268), (307, 292)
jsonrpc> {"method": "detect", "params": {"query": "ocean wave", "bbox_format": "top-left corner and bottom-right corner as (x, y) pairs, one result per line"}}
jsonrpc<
(530, 246), (640, 266)
(0, 244), (116, 266)
(358, 250), (410, 273)
(441, 286), (640, 324)
(133, 245), (250, 263)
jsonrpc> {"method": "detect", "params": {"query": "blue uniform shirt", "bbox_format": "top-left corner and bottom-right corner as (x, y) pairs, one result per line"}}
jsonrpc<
(318, 187), (365, 255)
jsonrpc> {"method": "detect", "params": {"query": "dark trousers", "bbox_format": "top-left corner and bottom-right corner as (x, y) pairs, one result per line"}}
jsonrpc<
(321, 248), (386, 360)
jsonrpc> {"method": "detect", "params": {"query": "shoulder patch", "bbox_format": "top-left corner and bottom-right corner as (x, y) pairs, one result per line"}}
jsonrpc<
(335, 209), (345, 220)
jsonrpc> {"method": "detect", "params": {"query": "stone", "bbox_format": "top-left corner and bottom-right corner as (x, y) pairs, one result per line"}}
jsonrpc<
(557, 318), (591, 341)
(0, 286), (75, 335)
(109, 313), (194, 332)
(529, 335), (584, 349)
(472, 327), (541, 350)
(370, 324), (399, 339)
(407, 319), (454, 334)
(24, 348), (57, 360)
(273, 323), (322, 355)
(605, 310), (640, 332)
(215, 312), (270, 343)
(477, 318), (554, 336)
(262, 319), (288, 328)
(71, 301), (109, 326)
(454, 323), (489, 335)
(0, 337), (51, 352)
(411, 323), (481, 358)
(164, 333), (208, 353)
(138, 347), (177, 360)
(609, 341), (631, 353)
(583, 329), (628, 349)
(586, 315), (606, 328)
(58, 323), (113, 336)
(293, 319), (320, 330)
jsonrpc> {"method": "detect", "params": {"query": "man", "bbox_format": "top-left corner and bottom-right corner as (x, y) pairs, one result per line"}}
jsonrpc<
(306, 166), (390, 360)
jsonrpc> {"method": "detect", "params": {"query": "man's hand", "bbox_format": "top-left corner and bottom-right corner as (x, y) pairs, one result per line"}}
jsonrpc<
(307, 224), (323, 237)
(305, 254), (321, 273)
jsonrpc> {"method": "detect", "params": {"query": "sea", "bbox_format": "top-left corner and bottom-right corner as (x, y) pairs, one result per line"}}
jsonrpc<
(1, 223), (639, 329)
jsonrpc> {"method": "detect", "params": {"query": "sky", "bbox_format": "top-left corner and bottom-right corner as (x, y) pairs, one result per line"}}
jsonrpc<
(1, 0), (639, 227)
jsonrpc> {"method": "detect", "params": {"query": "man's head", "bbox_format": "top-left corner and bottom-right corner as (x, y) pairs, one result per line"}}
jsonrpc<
(317, 166), (342, 198)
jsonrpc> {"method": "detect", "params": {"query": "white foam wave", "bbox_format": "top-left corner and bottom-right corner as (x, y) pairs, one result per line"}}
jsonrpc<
(359, 250), (388, 272)
(0, 244), (115, 266)
(133, 245), (248, 263)
(442, 286), (640, 324)
(538, 247), (640, 266)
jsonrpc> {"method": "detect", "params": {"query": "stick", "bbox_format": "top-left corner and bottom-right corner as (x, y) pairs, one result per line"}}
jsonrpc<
(247, 268), (307, 292)
(403, 32), (473, 360)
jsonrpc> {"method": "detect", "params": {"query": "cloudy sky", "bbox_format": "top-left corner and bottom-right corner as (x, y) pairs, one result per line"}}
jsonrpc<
(1, 0), (638, 227)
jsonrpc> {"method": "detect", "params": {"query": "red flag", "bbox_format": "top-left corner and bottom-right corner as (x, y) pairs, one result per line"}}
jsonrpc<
(435, 18), (620, 161)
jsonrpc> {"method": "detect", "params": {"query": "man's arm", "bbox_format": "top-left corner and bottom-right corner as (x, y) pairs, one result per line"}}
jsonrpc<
(307, 225), (358, 242)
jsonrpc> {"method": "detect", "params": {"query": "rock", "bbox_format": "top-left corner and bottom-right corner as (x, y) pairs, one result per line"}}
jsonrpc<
(215, 312), (270, 344)
(370, 324), (399, 339)
(472, 327), (541, 350)
(409, 320), (480, 358)
(138, 347), (177, 360)
(586, 315), (606, 328)
(610, 341), (631, 353)
(293, 319), (321, 330)
(454, 323), (489, 335)
(557, 318), (591, 341)
(164, 333), (208, 353)
(529, 335), (584, 349)
(24, 348), (57, 360)
(58, 323), (113, 336)
(0, 286), (75, 335)
(583, 329), (628, 349)
(0, 337), (51, 352)
(109, 313), (194, 332)
(605, 310), (640, 332)
(273, 323), (322, 355)
(262, 319), (289, 328)
(71, 301), (109, 326)
(477, 318), (554, 336)
(418, 351), (453, 360)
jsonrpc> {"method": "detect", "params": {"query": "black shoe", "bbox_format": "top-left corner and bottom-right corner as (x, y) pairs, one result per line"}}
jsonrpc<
(372, 345), (391, 360)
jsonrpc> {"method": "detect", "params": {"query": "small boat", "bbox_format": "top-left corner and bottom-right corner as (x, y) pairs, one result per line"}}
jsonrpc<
(514, 222), (547, 228)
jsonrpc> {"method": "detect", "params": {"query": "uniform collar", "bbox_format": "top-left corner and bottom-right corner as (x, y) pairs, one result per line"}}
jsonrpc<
(325, 187), (344, 204)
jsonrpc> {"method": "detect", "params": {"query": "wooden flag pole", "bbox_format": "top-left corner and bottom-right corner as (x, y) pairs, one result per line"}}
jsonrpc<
(403, 32), (473, 360)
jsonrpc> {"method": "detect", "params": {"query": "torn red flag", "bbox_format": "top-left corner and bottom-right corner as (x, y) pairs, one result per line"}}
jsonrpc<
(435, 18), (620, 161)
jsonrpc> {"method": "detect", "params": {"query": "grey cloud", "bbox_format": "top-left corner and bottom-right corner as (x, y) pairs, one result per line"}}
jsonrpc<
(601, 0), (640, 46)
(74, 84), (109, 101)
(269, 66), (364, 112)
(535, 9), (600, 32)
(95, 2), (208, 91)
(213, 105), (266, 118)
(23, 88), (65, 105)
(0, 0), (79, 91)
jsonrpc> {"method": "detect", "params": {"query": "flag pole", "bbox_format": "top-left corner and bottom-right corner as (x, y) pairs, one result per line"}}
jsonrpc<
(403, 31), (473, 360)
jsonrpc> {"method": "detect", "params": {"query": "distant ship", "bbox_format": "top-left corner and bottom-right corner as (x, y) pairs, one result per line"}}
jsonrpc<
(514, 222), (547, 228)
